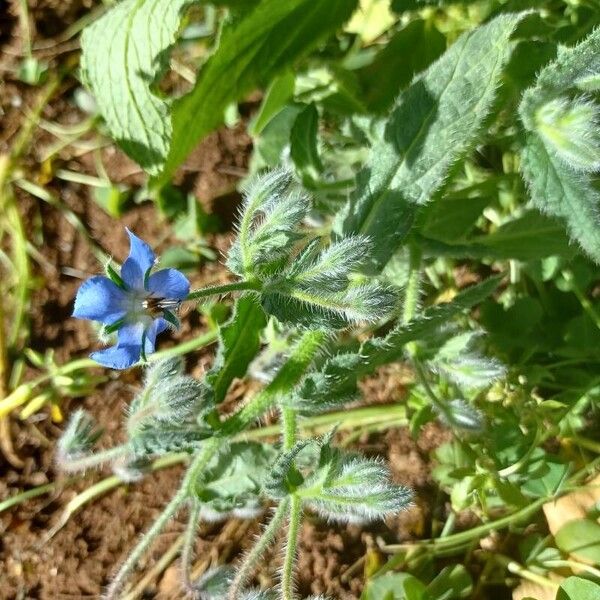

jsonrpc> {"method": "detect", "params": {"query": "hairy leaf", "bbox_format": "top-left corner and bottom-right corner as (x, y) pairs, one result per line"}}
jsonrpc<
(57, 410), (102, 462)
(437, 399), (485, 432)
(80, 0), (189, 176)
(521, 134), (600, 263)
(261, 280), (396, 329)
(519, 27), (600, 262)
(227, 169), (309, 278)
(206, 297), (267, 404)
(290, 102), (324, 183)
(300, 445), (412, 523)
(336, 13), (526, 271)
(433, 332), (506, 390)
(288, 277), (501, 412)
(162, 0), (358, 181)
(194, 442), (276, 520)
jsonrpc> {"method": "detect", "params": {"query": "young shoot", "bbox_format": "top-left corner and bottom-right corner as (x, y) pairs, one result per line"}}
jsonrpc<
(62, 170), (411, 599)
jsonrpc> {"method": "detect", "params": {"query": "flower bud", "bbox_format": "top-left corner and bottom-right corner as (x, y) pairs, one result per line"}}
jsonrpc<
(535, 96), (600, 172)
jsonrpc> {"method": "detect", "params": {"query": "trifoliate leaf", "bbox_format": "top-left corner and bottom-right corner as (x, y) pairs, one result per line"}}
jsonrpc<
(336, 13), (527, 272)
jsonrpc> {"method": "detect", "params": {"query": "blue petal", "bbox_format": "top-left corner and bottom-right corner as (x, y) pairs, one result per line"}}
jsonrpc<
(121, 229), (156, 291)
(147, 268), (190, 300)
(73, 276), (127, 324)
(90, 322), (144, 369)
(143, 317), (168, 356)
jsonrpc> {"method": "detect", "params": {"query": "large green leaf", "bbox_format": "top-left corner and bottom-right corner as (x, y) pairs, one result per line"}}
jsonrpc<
(362, 573), (430, 600)
(519, 27), (600, 263)
(555, 519), (600, 565)
(291, 277), (500, 413)
(336, 13), (526, 272)
(82, 0), (357, 181)
(557, 577), (600, 600)
(162, 0), (358, 181)
(419, 210), (576, 261)
(520, 134), (600, 262)
(80, 0), (189, 176)
(193, 441), (275, 517)
(205, 296), (266, 404)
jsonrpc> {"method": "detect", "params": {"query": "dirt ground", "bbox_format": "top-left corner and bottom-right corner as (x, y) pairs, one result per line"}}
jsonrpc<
(0, 3), (450, 599)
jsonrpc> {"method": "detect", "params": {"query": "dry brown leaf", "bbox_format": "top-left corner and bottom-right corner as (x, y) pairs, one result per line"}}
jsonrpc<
(543, 474), (600, 536)
(512, 580), (559, 600)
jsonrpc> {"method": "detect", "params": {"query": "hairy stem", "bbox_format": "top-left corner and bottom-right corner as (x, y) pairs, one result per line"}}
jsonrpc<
(282, 407), (296, 451)
(401, 248), (452, 420)
(105, 439), (220, 599)
(402, 244), (422, 326)
(181, 499), (202, 593)
(281, 494), (302, 600)
(58, 444), (129, 473)
(186, 280), (260, 301)
(10, 329), (218, 414)
(221, 330), (326, 435)
(413, 360), (451, 420)
(104, 489), (185, 600)
(228, 499), (290, 600)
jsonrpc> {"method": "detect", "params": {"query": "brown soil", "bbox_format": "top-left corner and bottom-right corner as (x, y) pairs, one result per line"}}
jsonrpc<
(0, 8), (449, 600)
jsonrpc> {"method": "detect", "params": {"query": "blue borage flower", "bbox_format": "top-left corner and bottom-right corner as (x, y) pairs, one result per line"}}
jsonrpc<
(73, 229), (190, 369)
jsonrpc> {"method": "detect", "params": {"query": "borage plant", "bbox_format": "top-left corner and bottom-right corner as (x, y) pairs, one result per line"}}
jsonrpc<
(61, 170), (412, 600)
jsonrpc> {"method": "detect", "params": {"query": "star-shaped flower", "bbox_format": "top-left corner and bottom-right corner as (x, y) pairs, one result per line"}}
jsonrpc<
(73, 229), (190, 369)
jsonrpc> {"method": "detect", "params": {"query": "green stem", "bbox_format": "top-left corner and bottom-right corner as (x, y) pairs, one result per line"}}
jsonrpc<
(22, 329), (218, 396)
(282, 407), (297, 451)
(2, 404), (407, 515)
(227, 499), (290, 600)
(0, 480), (68, 513)
(121, 535), (184, 600)
(186, 280), (260, 301)
(59, 444), (129, 473)
(491, 553), (558, 589)
(151, 329), (218, 361)
(280, 358), (302, 600)
(181, 499), (202, 592)
(380, 496), (548, 554)
(105, 439), (220, 599)
(282, 494), (302, 600)
(402, 244), (422, 326)
(221, 330), (326, 435)
(240, 403), (408, 440)
(413, 360), (450, 419)
(562, 269), (600, 330)
(104, 488), (186, 600)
